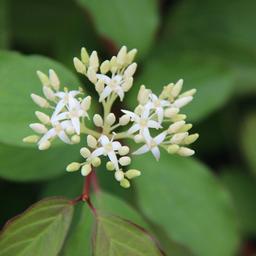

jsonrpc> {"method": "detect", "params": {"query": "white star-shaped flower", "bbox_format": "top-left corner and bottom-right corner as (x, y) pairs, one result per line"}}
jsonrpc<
(90, 135), (122, 170)
(97, 74), (125, 102)
(133, 131), (167, 160)
(122, 107), (161, 142)
(145, 94), (170, 123)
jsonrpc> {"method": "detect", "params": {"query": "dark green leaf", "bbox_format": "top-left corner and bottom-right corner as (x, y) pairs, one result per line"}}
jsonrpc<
(0, 0), (9, 48)
(0, 197), (74, 256)
(133, 152), (239, 256)
(76, 0), (159, 57)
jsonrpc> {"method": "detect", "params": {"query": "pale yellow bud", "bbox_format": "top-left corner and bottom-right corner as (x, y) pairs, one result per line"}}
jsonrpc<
(87, 67), (97, 84)
(38, 140), (51, 150)
(89, 51), (99, 70)
(87, 135), (97, 148)
(120, 178), (130, 188)
(95, 80), (105, 93)
(171, 79), (183, 98)
(183, 133), (199, 145)
(178, 123), (192, 132)
(171, 114), (187, 122)
(125, 169), (141, 179)
(29, 123), (48, 134)
(35, 111), (50, 124)
(31, 94), (49, 108)
(92, 157), (101, 167)
(71, 135), (80, 144)
(170, 132), (188, 144)
(117, 46), (127, 65)
(179, 88), (197, 98)
(164, 107), (179, 118)
(66, 162), (81, 172)
(81, 47), (89, 64)
(36, 71), (50, 87)
(137, 85), (150, 105)
(168, 121), (185, 134)
(160, 83), (174, 99)
(119, 114), (130, 126)
(167, 144), (180, 154)
(106, 113), (116, 126)
(106, 161), (115, 171)
(49, 69), (60, 91)
(124, 63), (137, 77)
(43, 86), (55, 101)
(81, 164), (92, 176)
(93, 114), (103, 127)
(134, 134), (144, 143)
(122, 77), (133, 92)
(110, 56), (118, 73)
(173, 96), (193, 108)
(23, 135), (39, 143)
(100, 60), (110, 74)
(81, 96), (91, 111)
(80, 147), (91, 158)
(115, 170), (124, 181)
(66, 126), (75, 135)
(127, 49), (137, 63)
(73, 57), (86, 74)
(119, 156), (131, 166)
(118, 146), (129, 155)
(177, 147), (195, 157)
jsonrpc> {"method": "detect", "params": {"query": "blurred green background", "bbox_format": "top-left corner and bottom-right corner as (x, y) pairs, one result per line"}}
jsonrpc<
(0, 0), (256, 255)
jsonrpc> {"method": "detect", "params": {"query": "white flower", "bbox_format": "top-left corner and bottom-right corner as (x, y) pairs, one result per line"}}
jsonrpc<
(97, 74), (125, 102)
(38, 120), (73, 146)
(133, 131), (167, 160)
(90, 135), (122, 170)
(122, 107), (161, 142)
(145, 93), (170, 123)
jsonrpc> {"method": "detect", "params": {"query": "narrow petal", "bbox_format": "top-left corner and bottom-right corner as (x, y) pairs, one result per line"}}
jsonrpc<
(116, 88), (125, 101)
(58, 131), (71, 144)
(71, 117), (80, 134)
(128, 124), (140, 134)
(99, 86), (112, 102)
(112, 141), (122, 150)
(156, 107), (164, 123)
(121, 110), (136, 119)
(133, 144), (150, 155)
(148, 120), (162, 129)
(91, 147), (105, 158)
(96, 74), (111, 84)
(52, 112), (69, 123)
(108, 151), (119, 170)
(53, 100), (65, 116)
(154, 131), (167, 144)
(151, 147), (160, 161)
(142, 128), (152, 143)
(99, 135), (109, 145)
(39, 129), (56, 144)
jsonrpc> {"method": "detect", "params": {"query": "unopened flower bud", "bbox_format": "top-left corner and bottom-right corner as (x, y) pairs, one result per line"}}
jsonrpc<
(80, 147), (91, 158)
(122, 77), (133, 92)
(171, 114), (187, 122)
(23, 135), (39, 143)
(118, 146), (129, 155)
(92, 157), (101, 167)
(49, 69), (60, 91)
(119, 114), (130, 126)
(81, 96), (91, 111)
(164, 107), (179, 118)
(106, 113), (116, 126)
(173, 96), (193, 108)
(168, 121), (185, 134)
(119, 156), (131, 166)
(87, 135), (97, 148)
(110, 56), (118, 73)
(71, 135), (80, 144)
(127, 49), (137, 63)
(87, 67), (97, 83)
(137, 85), (151, 105)
(29, 123), (48, 134)
(117, 46), (127, 65)
(160, 83), (174, 99)
(73, 57), (86, 74)
(171, 79), (183, 98)
(183, 133), (199, 145)
(177, 147), (195, 156)
(81, 47), (89, 64)
(93, 114), (103, 127)
(38, 140), (51, 150)
(170, 132), (188, 144)
(95, 80), (104, 93)
(100, 60), (110, 74)
(106, 161), (115, 171)
(134, 134), (144, 143)
(35, 111), (50, 124)
(66, 162), (81, 172)
(167, 144), (180, 154)
(81, 164), (92, 176)
(31, 94), (49, 108)
(124, 63), (137, 77)
(115, 170), (124, 181)
(89, 51), (99, 70)
(36, 71), (50, 87)
(66, 126), (75, 135)
(120, 178), (130, 188)
(125, 169), (141, 179)
(43, 86), (55, 101)
(179, 88), (197, 98)
(178, 123), (192, 132)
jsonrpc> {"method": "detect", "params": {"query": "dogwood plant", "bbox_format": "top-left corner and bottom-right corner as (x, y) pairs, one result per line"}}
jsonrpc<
(23, 46), (198, 188)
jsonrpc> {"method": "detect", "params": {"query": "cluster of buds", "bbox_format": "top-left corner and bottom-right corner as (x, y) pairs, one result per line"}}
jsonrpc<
(24, 46), (198, 188)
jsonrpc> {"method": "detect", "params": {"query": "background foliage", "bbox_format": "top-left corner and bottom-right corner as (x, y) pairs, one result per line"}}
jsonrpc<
(0, 0), (256, 255)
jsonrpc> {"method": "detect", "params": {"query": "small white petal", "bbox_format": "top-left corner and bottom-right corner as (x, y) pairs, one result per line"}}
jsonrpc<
(133, 145), (150, 155)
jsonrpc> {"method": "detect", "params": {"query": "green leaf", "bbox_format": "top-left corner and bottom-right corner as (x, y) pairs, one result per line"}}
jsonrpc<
(241, 112), (256, 176)
(133, 152), (239, 256)
(0, 197), (74, 256)
(93, 213), (163, 256)
(76, 0), (159, 57)
(127, 50), (235, 122)
(221, 168), (256, 236)
(0, 0), (9, 48)
(0, 50), (80, 147)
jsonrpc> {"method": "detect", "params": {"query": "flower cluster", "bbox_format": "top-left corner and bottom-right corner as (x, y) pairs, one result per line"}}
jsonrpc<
(24, 46), (198, 188)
